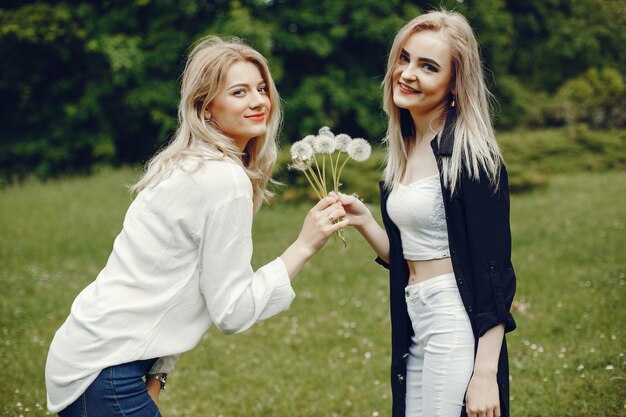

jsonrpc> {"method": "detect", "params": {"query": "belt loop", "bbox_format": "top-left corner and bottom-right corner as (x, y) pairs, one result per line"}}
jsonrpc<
(418, 284), (426, 303)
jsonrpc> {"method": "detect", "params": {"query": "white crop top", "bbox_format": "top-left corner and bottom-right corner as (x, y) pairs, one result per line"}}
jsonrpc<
(386, 174), (451, 261)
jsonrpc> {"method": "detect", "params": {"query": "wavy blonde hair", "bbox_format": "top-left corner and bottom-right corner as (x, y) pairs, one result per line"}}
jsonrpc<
(131, 36), (282, 211)
(382, 10), (501, 193)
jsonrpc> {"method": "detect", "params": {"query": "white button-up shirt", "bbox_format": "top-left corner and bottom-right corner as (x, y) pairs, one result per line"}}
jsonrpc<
(45, 146), (295, 413)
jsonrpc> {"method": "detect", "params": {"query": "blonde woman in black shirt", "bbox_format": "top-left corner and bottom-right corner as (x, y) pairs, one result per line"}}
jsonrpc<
(338, 10), (516, 417)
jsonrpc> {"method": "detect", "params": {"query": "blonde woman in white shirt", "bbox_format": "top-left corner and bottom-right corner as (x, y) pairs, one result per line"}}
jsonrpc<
(45, 36), (348, 417)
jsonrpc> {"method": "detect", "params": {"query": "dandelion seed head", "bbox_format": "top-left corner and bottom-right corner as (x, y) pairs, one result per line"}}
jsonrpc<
(318, 126), (335, 138)
(334, 133), (352, 152)
(346, 138), (372, 162)
(290, 140), (314, 161)
(289, 159), (311, 171)
(313, 134), (337, 154)
(301, 134), (316, 146)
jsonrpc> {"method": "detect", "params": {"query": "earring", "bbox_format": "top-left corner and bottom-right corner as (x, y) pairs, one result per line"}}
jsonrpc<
(450, 95), (456, 108)
(204, 118), (218, 130)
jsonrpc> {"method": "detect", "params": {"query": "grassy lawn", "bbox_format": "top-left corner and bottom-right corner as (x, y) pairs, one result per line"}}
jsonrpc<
(0, 167), (624, 416)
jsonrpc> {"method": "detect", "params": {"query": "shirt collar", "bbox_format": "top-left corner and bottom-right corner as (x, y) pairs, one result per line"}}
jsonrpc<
(433, 106), (456, 157)
(196, 140), (228, 159)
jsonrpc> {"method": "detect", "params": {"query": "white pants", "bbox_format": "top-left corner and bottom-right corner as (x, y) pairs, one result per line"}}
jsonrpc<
(404, 273), (475, 417)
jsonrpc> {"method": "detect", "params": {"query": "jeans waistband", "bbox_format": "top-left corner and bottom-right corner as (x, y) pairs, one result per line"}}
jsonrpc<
(405, 272), (457, 300)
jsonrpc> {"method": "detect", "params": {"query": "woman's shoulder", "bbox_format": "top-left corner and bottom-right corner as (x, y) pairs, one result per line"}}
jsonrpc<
(459, 156), (507, 185)
(140, 157), (251, 214)
(180, 157), (251, 197)
(458, 159), (509, 203)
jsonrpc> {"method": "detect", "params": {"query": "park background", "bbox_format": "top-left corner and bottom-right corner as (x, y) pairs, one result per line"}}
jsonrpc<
(0, 0), (624, 416)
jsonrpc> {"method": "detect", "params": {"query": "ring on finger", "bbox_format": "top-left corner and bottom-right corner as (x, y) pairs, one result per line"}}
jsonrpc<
(328, 214), (335, 222)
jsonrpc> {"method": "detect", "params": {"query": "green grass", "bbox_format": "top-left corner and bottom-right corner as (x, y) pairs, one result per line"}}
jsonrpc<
(0, 167), (624, 416)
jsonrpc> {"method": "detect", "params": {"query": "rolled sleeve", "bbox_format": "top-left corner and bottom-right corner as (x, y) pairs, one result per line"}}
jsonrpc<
(149, 354), (181, 374)
(198, 195), (295, 335)
(375, 256), (390, 269)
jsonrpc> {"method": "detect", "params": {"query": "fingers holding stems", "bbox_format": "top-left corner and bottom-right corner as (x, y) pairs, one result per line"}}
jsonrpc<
(330, 191), (373, 229)
(329, 191), (390, 263)
(280, 196), (349, 279)
(301, 195), (349, 253)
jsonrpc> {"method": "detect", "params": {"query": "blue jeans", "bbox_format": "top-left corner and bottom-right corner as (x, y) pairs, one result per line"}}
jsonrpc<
(404, 273), (475, 417)
(58, 359), (162, 417)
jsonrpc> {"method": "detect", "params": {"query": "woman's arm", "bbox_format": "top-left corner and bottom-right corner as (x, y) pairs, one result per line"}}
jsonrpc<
(462, 164), (516, 336)
(462, 164), (516, 417)
(465, 324), (505, 417)
(335, 193), (390, 263)
(145, 354), (181, 405)
(199, 194), (346, 335)
(146, 377), (163, 405)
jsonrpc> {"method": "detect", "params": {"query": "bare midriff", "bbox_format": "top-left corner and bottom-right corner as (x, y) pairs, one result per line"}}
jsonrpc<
(407, 257), (454, 285)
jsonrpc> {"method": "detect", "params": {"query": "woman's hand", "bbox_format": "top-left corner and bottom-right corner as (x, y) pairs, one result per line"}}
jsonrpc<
(331, 192), (390, 263)
(465, 371), (500, 417)
(331, 192), (372, 229)
(146, 378), (161, 405)
(466, 324), (505, 417)
(280, 195), (348, 279)
(295, 195), (348, 256)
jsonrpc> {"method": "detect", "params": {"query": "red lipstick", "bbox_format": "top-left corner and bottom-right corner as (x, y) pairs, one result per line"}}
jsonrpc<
(245, 113), (265, 121)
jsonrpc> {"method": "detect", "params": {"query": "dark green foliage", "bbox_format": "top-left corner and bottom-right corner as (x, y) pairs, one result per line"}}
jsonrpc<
(1, 0), (624, 182)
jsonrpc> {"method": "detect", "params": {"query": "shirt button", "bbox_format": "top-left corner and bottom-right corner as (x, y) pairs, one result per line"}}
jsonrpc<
(458, 280), (463, 285)
(489, 264), (496, 271)
(450, 249), (456, 255)
(467, 305), (473, 312)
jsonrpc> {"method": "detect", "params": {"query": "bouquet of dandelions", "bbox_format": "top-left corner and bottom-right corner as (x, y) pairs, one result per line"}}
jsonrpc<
(289, 126), (372, 247)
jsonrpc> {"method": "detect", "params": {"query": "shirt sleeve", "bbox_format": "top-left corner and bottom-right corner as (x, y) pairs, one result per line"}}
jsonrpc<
(149, 354), (181, 374)
(198, 195), (296, 335)
(375, 256), (390, 269)
(462, 164), (517, 337)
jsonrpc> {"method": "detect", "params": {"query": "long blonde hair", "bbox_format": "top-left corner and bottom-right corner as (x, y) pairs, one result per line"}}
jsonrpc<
(382, 10), (501, 193)
(131, 36), (282, 211)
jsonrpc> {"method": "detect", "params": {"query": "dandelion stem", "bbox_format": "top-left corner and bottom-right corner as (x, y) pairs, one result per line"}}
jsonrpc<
(329, 152), (338, 193)
(312, 155), (326, 195)
(337, 229), (347, 248)
(302, 169), (323, 200)
(322, 156), (327, 195)
(337, 155), (351, 185)
(307, 164), (326, 197)
(333, 152), (342, 192)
